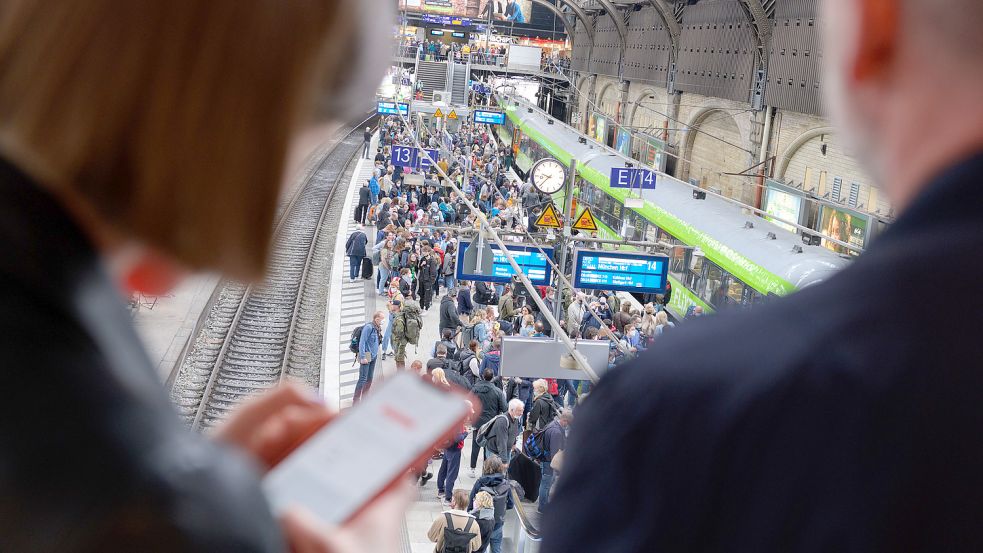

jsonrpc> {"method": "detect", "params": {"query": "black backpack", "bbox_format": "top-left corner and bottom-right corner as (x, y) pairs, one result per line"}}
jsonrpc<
(480, 480), (512, 525)
(349, 324), (364, 354)
(441, 513), (476, 553)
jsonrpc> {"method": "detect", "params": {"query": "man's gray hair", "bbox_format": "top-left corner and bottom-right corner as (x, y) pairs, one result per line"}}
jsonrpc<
(508, 398), (525, 412)
(557, 407), (574, 424)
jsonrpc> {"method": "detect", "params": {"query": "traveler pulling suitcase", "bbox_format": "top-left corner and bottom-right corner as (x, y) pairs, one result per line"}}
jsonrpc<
(361, 257), (373, 280)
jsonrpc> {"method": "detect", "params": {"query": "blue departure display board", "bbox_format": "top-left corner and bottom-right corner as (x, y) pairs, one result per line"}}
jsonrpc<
(473, 110), (507, 125)
(456, 240), (554, 285)
(417, 148), (439, 172)
(377, 101), (409, 116)
(573, 250), (669, 294)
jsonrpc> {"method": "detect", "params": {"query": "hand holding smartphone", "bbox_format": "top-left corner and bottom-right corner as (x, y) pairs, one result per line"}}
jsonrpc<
(263, 372), (473, 526)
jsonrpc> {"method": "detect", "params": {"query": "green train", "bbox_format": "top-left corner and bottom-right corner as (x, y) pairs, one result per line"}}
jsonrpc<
(496, 99), (850, 318)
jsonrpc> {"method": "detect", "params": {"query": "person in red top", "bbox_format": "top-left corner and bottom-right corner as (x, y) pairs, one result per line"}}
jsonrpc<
(437, 419), (469, 504)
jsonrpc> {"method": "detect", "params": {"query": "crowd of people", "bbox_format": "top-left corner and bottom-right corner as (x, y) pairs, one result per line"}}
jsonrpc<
(347, 113), (692, 552)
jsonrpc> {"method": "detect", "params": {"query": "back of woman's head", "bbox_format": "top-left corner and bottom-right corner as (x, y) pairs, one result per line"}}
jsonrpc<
(0, 0), (391, 279)
(655, 311), (669, 326)
(473, 491), (493, 510)
(431, 367), (448, 387)
(482, 455), (505, 475)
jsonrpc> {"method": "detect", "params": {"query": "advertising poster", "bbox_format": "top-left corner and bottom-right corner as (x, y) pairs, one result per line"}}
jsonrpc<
(399, 0), (532, 23)
(763, 183), (803, 233)
(616, 128), (632, 157)
(819, 205), (868, 256)
(593, 113), (607, 144)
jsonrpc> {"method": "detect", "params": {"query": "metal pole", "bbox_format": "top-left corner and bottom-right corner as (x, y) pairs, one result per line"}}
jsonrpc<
(551, 159), (577, 331)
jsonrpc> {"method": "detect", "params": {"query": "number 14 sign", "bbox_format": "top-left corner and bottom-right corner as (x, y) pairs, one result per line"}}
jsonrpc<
(610, 167), (657, 190)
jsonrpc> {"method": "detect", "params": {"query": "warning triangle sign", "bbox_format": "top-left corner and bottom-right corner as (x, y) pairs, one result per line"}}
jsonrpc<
(448, 110), (459, 120)
(535, 203), (563, 229)
(572, 206), (599, 232)
(434, 108), (444, 118)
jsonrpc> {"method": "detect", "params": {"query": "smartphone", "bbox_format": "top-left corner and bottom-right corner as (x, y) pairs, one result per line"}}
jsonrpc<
(263, 371), (473, 525)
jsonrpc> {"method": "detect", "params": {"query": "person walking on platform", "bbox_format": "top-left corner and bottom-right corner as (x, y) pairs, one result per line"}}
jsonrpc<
(470, 369), (507, 477)
(535, 409), (571, 514)
(418, 246), (440, 311)
(484, 399), (523, 466)
(355, 179), (371, 224)
(352, 311), (383, 403)
(440, 288), (465, 337)
(392, 299), (423, 371)
(427, 490), (482, 553)
(362, 126), (373, 158)
(467, 456), (514, 553)
(435, 419), (468, 506)
(0, 1), (412, 550)
(345, 225), (368, 283)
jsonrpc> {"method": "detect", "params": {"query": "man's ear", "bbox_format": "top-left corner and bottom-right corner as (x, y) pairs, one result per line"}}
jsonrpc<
(853, 0), (901, 81)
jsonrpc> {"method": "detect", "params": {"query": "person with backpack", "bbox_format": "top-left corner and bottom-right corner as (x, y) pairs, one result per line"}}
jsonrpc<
(469, 369), (507, 477)
(535, 408), (572, 514)
(392, 299), (423, 371)
(352, 311), (384, 403)
(432, 328), (459, 360)
(345, 225), (368, 283)
(497, 285), (515, 322)
(467, 491), (496, 553)
(459, 340), (482, 387)
(426, 489), (482, 553)
(478, 338), (501, 377)
(479, 399), (524, 465)
(467, 456), (514, 553)
(527, 379), (560, 432)
(473, 280), (497, 310)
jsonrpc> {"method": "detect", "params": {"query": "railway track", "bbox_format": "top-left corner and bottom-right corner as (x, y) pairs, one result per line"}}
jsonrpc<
(169, 118), (372, 431)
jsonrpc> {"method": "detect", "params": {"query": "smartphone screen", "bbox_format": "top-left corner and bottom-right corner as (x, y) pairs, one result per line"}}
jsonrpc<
(263, 372), (471, 525)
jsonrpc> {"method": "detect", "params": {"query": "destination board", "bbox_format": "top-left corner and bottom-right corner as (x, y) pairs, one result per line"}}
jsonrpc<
(377, 101), (410, 116)
(456, 240), (553, 285)
(573, 250), (669, 294)
(473, 110), (507, 125)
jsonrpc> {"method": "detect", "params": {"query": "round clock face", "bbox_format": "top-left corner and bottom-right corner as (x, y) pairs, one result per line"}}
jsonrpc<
(530, 158), (567, 195)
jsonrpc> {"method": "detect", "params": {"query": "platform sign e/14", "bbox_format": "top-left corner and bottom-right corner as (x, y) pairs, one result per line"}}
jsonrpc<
(610, 168), (657, 190)
(391, 146), (417, 168)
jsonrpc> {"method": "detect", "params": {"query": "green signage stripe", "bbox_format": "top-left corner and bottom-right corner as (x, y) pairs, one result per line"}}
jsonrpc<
(509, 111), (796, 296)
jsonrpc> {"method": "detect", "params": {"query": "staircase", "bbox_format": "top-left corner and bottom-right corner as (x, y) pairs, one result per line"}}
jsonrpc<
(449, 62), (470, 106)
(416, 60), (448, 102)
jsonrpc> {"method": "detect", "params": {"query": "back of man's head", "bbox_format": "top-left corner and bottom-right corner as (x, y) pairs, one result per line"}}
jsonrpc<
(823, 0), (983, 210)
(482, 368), (494, 381)
(436, 344), (447, 358)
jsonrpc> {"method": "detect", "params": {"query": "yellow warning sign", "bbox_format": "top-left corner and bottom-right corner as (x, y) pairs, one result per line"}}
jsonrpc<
(448, 110), (459, 120)
(572, 206), (599, 232)
(434, 108), (444, 118)
(535, 203), (563, 229)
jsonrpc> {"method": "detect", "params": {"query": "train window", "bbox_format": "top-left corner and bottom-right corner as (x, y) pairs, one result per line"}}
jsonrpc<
(687, 254), (705, 296)
(705, 262), (725, 306)
(669, 246), (689, 281)
(726, 279), (746, 306)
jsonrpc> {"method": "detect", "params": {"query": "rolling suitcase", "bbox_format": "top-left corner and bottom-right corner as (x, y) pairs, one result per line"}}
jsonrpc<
(361, 258), (374, 280)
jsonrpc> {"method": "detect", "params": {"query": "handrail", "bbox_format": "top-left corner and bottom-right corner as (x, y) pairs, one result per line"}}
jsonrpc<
(508, 486), (542, 541)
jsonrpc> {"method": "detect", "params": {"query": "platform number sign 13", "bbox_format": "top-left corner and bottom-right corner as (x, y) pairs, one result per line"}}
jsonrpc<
(391, 146), (416, 168)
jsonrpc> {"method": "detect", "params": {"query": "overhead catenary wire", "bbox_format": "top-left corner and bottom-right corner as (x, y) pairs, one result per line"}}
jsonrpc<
(391, 109), (603, 383)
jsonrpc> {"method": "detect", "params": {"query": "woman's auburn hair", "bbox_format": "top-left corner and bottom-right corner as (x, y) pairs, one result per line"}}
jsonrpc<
(0, 0), (357, 278)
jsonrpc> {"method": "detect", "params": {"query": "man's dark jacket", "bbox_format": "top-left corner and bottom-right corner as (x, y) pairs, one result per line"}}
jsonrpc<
(542, 152), (983, 552)
(439, 295), (464, 331)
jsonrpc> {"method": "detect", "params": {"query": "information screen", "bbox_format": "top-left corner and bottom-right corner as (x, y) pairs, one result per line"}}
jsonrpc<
(573, 250), (669, 294)
(456, 240), (553, 285)
(473, 110), (506, 125)
(377, 101), (409, 116)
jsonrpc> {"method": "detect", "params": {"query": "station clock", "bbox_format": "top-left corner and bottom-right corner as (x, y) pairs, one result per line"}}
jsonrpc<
(530, 158), (567, 195)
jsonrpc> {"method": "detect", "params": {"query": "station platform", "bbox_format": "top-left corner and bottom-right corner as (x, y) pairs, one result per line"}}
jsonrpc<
(321, 133), (534, 552)
(132, 275), (219, 379)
